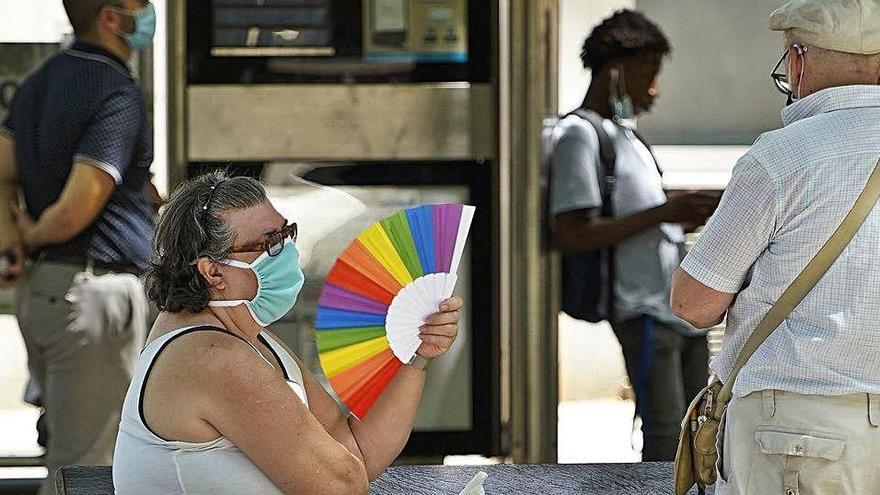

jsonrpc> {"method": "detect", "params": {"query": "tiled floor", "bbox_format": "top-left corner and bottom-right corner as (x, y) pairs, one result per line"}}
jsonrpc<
(557, 399), (640, 464)
(557, 314), (641, 464)
(0, 314), (42, 462)
(0, 314), (44, 481)
(0, 409), (42, 459)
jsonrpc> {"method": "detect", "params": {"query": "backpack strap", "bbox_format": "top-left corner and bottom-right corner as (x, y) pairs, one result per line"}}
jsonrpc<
(564, 108), (618, 321)
(567, 108), (616, 218)
(629, 126), (664, 178)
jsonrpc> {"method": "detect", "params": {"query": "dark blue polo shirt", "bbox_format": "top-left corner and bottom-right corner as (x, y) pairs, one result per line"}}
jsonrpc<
(1, 41), (154, 271)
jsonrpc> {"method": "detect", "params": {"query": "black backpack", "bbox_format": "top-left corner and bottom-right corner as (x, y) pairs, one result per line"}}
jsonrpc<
(544, 109), (660, 323)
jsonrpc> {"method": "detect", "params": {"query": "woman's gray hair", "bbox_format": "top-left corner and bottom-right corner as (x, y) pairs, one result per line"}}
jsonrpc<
(145, 171), (267, 313)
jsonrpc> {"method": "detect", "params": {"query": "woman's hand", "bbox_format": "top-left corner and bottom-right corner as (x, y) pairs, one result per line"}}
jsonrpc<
(416, 296), (463, 360)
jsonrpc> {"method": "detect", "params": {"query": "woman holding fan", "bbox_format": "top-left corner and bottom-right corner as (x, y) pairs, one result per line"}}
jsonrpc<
(112, 172), (463, 495)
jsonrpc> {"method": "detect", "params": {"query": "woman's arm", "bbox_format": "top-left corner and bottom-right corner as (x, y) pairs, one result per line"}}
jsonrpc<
(294, 297), (463, 479)
(194, 333), (370, 495)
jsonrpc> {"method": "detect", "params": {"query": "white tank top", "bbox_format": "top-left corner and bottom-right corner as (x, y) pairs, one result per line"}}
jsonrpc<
(113, 326), (309, 494)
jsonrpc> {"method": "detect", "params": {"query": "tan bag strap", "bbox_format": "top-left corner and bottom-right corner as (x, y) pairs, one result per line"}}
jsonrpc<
(715, 157), (880, 411)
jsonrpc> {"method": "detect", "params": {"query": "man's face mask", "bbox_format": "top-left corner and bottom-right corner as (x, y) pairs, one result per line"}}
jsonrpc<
(111, 2), (156, 51)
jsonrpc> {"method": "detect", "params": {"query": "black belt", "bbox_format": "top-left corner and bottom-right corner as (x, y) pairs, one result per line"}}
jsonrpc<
(38, 253), (142, 275)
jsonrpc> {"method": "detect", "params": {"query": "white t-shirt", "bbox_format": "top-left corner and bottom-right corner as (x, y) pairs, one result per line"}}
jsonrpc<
(549, 111), (698, 335)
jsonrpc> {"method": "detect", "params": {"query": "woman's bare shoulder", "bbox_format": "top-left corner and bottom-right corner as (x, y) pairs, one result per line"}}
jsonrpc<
(147, 312), (210, 340)
(145, 328), (280, 417)
(142, 327), (276, 442)
(151, 328), (263, 381)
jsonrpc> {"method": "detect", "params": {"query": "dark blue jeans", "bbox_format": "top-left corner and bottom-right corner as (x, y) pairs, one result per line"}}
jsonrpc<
(611, 317), (709, 461)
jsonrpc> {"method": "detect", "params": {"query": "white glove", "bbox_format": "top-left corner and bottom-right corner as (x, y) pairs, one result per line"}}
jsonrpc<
(458, 471), (488, 495)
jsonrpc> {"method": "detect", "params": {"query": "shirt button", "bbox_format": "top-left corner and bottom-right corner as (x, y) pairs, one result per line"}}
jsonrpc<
(786, 489), (797, 495)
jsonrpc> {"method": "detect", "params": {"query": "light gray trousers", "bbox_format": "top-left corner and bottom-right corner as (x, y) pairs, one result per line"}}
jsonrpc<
(15, 261), (147, 495)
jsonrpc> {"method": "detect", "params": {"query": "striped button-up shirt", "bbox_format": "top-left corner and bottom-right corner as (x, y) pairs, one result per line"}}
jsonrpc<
(681, 85), (880, 398)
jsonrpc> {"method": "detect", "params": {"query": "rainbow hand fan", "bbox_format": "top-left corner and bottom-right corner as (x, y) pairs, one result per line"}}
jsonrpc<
(315, 204), (475, 418)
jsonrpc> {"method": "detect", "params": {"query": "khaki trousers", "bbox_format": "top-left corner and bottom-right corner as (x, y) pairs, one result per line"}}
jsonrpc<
(14, 261), (146, 495)
(717, 389), (880, 495)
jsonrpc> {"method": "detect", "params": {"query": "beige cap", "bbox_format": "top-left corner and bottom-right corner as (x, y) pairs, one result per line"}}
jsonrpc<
(769, 0), (880, 54)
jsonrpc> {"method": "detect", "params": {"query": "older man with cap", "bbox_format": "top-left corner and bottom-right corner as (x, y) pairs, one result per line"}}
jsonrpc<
(670, 0), (880, 493)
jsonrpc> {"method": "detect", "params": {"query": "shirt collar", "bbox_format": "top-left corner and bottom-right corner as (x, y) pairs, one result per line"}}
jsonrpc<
(781, 85), (880, 126)
(68, 40), (131, 76)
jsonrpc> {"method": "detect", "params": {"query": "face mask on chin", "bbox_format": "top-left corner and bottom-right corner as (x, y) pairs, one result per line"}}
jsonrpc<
(608, 67), (635, 120)
(111, 3), (156, 51)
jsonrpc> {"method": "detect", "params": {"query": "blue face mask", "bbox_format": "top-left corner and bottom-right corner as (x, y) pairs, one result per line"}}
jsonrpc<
(114, 3), (156, 51)
(208, 239), (305, 327)
(608, 67), (635, 119)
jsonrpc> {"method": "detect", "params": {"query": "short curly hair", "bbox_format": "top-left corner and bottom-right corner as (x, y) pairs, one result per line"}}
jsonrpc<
(145, 171), (268, 313)
(580, 10), (671, 71)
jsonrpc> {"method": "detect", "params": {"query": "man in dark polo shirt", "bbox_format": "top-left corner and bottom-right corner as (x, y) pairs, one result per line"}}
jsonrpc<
(0, 1), (155, 490)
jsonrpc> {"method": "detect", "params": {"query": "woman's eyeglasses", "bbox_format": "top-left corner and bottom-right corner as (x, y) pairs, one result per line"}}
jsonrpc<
(229, 222), (298, 257)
